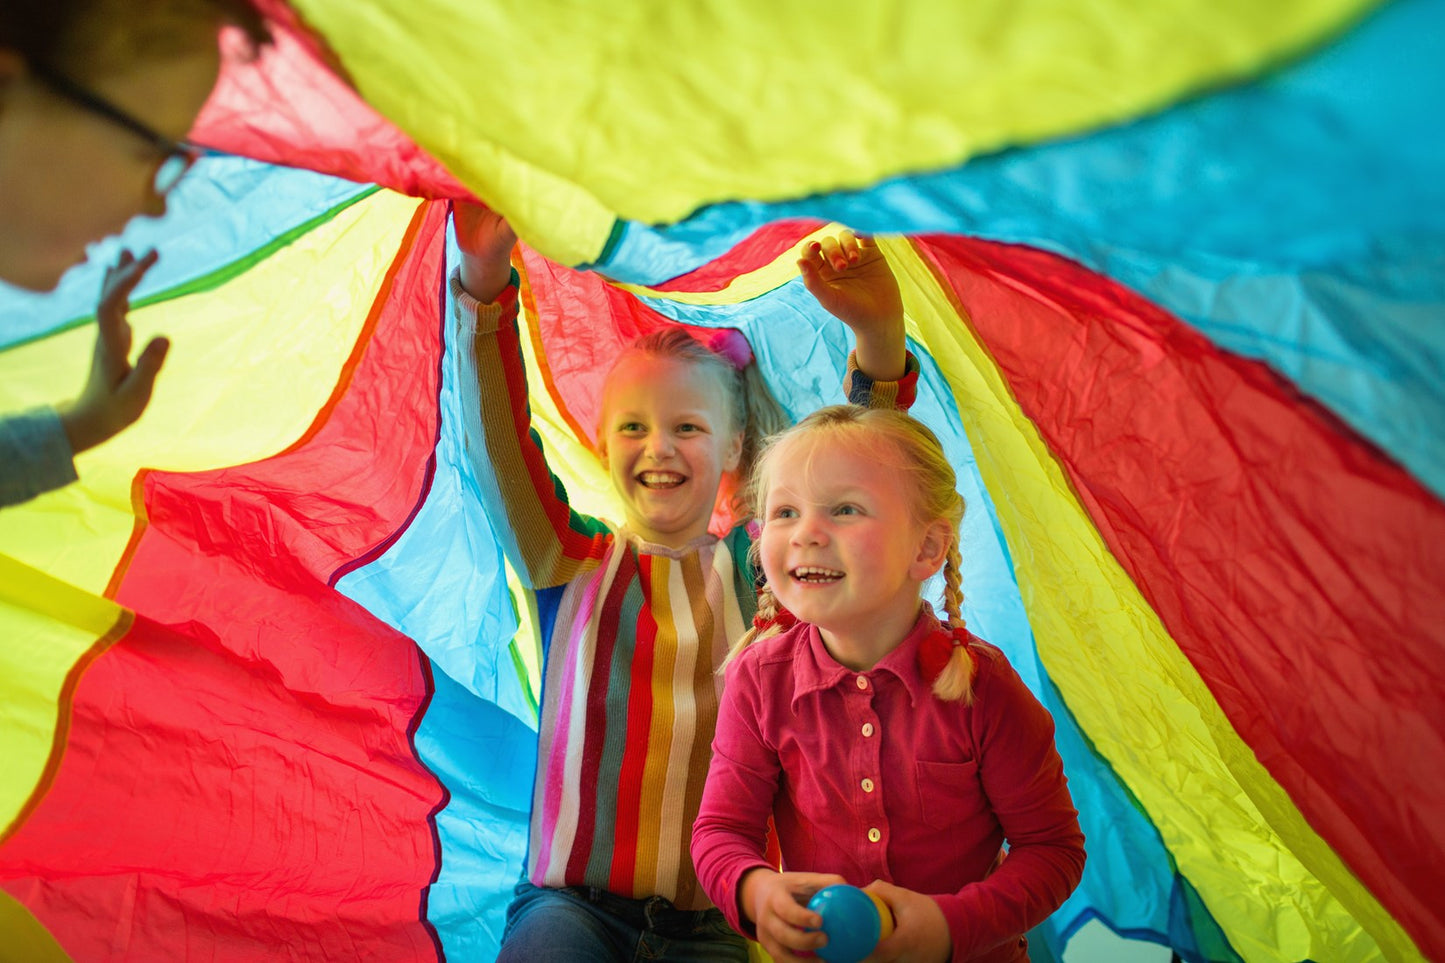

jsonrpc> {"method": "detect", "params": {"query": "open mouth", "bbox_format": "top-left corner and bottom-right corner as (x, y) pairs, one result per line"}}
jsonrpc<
(790, 566), (843, 583)
(637, 471), (685, 489)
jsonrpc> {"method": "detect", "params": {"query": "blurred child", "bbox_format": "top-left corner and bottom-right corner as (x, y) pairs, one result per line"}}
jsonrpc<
(0, 0), (269, 505)
(691, 405), (1085, 963)
(450, 202), (919, 961)
(1, 250), (167, 506)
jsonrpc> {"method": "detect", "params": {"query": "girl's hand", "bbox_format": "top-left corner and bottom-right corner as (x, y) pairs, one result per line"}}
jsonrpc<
(864, 881), (951, 963)
(740, 868), (846, 963)
(58, 248), (169, 455)
(798, 230), (906, 382)
(452, 200), (518, 304)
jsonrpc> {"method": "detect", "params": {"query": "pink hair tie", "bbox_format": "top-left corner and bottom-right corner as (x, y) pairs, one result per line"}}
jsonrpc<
(698, 327), (754, 371)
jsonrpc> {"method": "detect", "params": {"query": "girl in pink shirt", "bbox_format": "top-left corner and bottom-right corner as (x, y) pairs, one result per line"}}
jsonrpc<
(691, 406), (1085, 963)
(453, 203), (921, 961)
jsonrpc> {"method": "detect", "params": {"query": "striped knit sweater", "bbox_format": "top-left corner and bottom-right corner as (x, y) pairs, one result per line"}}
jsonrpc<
(450, 271), (917, 908)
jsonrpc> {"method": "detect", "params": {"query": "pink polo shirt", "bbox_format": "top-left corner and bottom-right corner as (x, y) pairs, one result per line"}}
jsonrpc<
(691, 611), (1085, 962)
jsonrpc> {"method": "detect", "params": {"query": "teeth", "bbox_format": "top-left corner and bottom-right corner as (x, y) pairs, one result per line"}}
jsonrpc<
(792, 566), (843, 582)
(639, 472), (684, 487)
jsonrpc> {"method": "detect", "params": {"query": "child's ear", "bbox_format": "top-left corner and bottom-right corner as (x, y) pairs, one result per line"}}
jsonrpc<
(909, 518), (952, 581)
(723, 431), (743, 473)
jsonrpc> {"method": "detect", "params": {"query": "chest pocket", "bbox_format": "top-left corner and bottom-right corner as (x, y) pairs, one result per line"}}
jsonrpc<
(915, 758), (987, 830)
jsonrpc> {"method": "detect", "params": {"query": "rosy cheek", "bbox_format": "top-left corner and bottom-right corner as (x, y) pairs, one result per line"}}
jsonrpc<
(759, 541), (786, 582)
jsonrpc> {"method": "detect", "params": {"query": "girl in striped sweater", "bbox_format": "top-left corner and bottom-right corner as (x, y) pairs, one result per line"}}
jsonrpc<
(449, 201), (917, 962)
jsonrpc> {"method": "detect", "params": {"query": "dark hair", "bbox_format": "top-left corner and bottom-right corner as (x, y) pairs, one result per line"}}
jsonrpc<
(2, 0), (269, 80)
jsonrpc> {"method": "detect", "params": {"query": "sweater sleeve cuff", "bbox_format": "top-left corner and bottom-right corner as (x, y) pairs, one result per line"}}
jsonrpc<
(1, 406), (78, 507)
(843, 350), (920, 409)
(723, 861), (774, 940)
(931, 891), (1031, 963)
(449, 266), (519, 336)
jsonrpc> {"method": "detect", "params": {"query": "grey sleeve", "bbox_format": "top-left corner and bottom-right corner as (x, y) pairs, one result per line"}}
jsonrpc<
(0, 407), (78, 508)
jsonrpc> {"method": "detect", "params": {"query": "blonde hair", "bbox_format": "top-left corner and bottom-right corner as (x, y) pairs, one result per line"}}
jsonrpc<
(732, 404), (978, 703)
(608, 327), (790, 509)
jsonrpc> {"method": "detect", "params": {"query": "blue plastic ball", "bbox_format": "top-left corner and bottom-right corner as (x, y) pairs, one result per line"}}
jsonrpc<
(807, 884), (882, 963)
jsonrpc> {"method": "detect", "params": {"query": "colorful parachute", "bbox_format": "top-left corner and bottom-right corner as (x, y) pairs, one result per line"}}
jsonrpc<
(2, 0), (1442, 960)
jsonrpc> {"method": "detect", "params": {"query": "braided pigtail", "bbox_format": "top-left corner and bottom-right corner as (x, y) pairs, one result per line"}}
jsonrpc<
(729, 404), (980, 701)
(931, 541), (978, 704)
(722, 575), (794, 672)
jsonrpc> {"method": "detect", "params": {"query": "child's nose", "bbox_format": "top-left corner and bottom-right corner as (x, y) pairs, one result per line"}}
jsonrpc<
(645, 433), (676, 458)
(792, 514), (829, 546)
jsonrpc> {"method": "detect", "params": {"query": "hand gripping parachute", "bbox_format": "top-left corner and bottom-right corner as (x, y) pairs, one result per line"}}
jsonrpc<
(1, 1), (1442, 960)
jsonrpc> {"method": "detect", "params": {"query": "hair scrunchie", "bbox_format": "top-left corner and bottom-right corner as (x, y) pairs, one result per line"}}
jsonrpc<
(697, 327), (754, 371)
(751, 606), (798, 633)
(917, 624), (974, 684)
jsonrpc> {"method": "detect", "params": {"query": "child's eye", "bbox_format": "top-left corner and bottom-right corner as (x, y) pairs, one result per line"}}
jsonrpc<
(770, 506), (798, 520)
(834, 504), (862, 516)
(617, 422), (645, 433)
(677, 423), (704, 434)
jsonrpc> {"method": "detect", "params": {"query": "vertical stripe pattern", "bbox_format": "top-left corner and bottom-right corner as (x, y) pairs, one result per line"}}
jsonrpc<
(527, 532), (752, 907)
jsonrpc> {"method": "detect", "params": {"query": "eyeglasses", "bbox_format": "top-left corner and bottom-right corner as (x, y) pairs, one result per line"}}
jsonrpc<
(28, 62), (202, 198)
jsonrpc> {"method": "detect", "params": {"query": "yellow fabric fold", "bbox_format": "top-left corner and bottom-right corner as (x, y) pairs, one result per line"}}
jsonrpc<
(292, 0), (1375, 264)
(0, 191), (423, 594)
(879, 237), (1420, 962)
(0, 190), (423, 844)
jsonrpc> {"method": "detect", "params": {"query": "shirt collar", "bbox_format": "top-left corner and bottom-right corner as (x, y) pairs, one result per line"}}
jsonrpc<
(788, 607), (946, 711)
(619, 526), (719, 558)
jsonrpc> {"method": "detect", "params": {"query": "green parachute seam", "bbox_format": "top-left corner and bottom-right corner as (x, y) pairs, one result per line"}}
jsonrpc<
(7, 185), (381, 352)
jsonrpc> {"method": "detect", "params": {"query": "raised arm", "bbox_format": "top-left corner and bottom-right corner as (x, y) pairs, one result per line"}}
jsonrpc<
(450, 201), (611, 588)
(59, 249), (169, 455)
(798, 231), (919, 410)
(4, 250), (167, 508)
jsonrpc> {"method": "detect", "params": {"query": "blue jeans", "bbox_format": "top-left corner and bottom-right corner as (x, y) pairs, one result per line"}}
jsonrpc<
(495, 880), (749, 963)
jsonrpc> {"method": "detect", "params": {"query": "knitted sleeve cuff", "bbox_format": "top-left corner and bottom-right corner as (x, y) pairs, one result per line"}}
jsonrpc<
(449, 266), (519, 336)
(843, 350), (921, 409)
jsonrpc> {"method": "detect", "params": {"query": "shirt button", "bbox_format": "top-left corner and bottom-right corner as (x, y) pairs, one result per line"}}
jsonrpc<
(861, 723), (875, 737)
(861, 778), (875, 793)
(868, 828), (881, 843)
(856, 676), (868, 690)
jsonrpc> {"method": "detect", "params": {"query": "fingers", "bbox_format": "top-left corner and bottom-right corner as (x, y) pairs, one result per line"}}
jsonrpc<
(100, 248), (158, 313)
(797, 229), (875, 278)
(451, 198), (494, 219)
(452, 200), (517, 254)
(108, 336), (169, 429)
(96, 249), (164, 408)
(96, 249), (158, 371)
(861, 883), (896, 940)
(773, 892), (821, 933)
(130, 336), (170, 394)
(758, 910), (827, 963)
(751, 872), (835, 962)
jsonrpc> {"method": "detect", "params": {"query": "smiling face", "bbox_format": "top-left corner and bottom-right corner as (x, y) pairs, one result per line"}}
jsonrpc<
(757, 429), (949, 665)
(598, 352), (744, 548)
